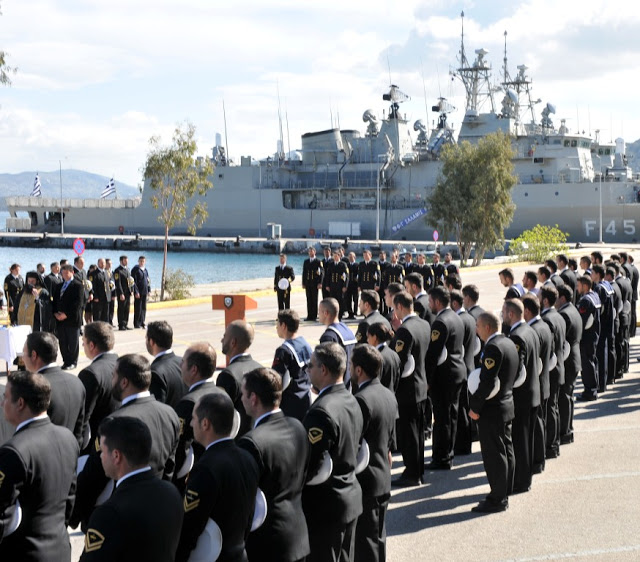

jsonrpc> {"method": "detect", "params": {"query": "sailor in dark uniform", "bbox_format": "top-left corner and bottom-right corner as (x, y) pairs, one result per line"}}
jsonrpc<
(367, 322), (401, 393)
(377, 251), (389, 313)
(383, 251), (404, 289)
(272, 309), (313, 420)
(557, 254), (577, 298)
(131, 256), (151, 328)
(404, 272), (433, 325)
(324, 249), (349, 320)
(576, 275), (601, 400)
(625, 254), (639, 336)
(413, 253), (433, 289)
(89, 258), (110, 323)
(604, 265), (623, 382)
(4, 263), (24, 325)
(403, 252), (415, 275)
(302, 246), (324, 321)
(146, 321), (186, 409)
(321, 246), (332, 300)
(346, 252), (360, 318)
(355, 290), (391, 344)
(114, 255), (137, 331)
(591, 265), (615, 392)
(302, 342), (364, 562)
(351, 345), (398, 562)
(432, 253), (445, 287)
(319, 298), (357, 386)
(609, 263), (632, 378)
(545, 259), (565, 288)
(358, 249), (381, 294)
(499, 268), (525, 300)
(274, 253), (295, 310)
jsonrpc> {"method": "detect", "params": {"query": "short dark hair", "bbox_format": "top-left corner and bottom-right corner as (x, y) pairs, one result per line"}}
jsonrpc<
(392, 291), (414, 310)
(385, 282), (404, 297)
(59, 259), (68, 266)
(429, 286), (450, 307)
(50, 262), (59, 269)
(138, 255), (146, 261)
(115, 354), (151, 391)
(605, 267), (616, 279)
(195, 392), (235, 436)
(545, 259), (558, 273)
(277, 309), (300, 333)
(313, 342), (346, 379)
(619, 251), (628, 262)
(580, 255), (592, 267)
(367, 322), (394, 343)
(462, 284), (479, 303)
(568, 258), (578, 270)
(504, 298), (524, 317)
(83, 322), (115, 352)
(591, 251), (603, 264)
(146, 321), (173, 349)
(25, 332), (58, 364)
(577, 275), (592, 290)
(360, 290), (380, 309)
(449, 289), (463, 307)
(61, 264), (73, 273)
(7, 371), (51, 414)
(119, 255), (128, 262)
(243, 367), (282, 408)
(351, 344), (382, 379)
(499, 268), (514, 281)
(404, 272), (424, 290)
(540, 286), (558, 306)
(556, 254), (568, 267)
(524, 271), (538, 285)
(477, 311), (499, 332)
(592, 264), (605, 279)
(185, 343), (217, 378)
(537, 266), (551, 280)
(99, 416), (152, 467)
(446, 274), (462, 290)
(557, 285), (573, 302)
(522, 294), (540, 316)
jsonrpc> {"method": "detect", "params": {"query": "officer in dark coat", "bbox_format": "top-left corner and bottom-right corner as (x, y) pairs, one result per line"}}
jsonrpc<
(355, 290), (391, 344)
(4, 263), (24, 325)
(591, 265), (615, 392)
(469, 312), (518, 513)
(321, 246), (332, 300)
(413, 253), (434, 289)
(557, 254), (577, 299)
(238, 367), (311, 562)
(382, 252), (404, 291)
(324, 249), (349, 320)
(274, 253), (295, 310)
(358, 249), (381, 294)
(105, 258), (116, 327)
(377, 251), (389, 313)
(576, 276), (601, 401)
(302, 342), (363, 562)
(0, 372), (79, 561)
(367, 322), (401, 393)
(351, 345), (398, 562)
(146, 321), (186, 409)
(88, 258), (110, 323)
(345, 252), (360, 319)
(131, 256), (151, 329)
(610, 263), (632, 377)
(404, 272), (434, 325)
(114, 255), (137, 331)
(432, 253), (445, 286)
(302, 246), (324, 321)
(52, 264), (85, 369)
(79, 417), (183, 562)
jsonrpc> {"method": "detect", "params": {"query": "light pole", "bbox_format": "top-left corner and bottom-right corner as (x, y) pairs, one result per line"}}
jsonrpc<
(376, 154), (388, 241)
(594, 154), (603, 244)
(59, 160), (64, 236)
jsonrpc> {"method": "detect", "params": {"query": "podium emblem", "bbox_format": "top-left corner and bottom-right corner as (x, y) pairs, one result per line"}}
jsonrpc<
(224, 296), (233, 308)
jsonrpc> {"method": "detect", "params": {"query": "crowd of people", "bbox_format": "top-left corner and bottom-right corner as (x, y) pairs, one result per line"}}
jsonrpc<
(0, 247), (637, 561)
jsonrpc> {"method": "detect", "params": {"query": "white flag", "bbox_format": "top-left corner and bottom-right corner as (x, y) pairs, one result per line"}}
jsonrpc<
(101, 178), (116, 199)
(30, 174), (42, 197)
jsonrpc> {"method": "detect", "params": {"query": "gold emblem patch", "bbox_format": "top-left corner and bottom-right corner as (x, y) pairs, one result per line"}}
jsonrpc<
(0, 470), (4, 488)
(431, 330), (440, 342)
(308, 427), (323, 444)
(356, 332), (362, 342)
(516, 344), (520, 352)
(184, 489), (200, 512)
(395, 340), (405, 353)
(94, 436), (100, 452)
(484, 358), (496, 370)
(114, 273), (119, 280)
(179, 418), (185, 436)
(85, 529), (105, 552)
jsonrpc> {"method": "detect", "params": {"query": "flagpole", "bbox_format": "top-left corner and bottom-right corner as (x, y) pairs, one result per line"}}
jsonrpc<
(59, 160), (64, 235)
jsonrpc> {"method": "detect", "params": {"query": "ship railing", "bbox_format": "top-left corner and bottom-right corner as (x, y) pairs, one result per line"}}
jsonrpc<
(4, 196), (142, 208)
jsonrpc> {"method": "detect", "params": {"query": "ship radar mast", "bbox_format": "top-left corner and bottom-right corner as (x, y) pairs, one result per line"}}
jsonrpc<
(383, 84), (410, 120)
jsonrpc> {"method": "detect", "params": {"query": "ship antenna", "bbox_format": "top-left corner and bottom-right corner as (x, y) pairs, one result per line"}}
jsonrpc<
(286, 108), (291, 159)
(222, 100), (230, 167)
(387, 53), (392, 87)
(503, 30), (508, 84)
(460, 11), (467, 67)
(277, 80), (285, 160)
(421, 57), (429, 119)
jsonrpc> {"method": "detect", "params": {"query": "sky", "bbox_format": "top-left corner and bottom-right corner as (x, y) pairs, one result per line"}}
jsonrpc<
(1, 0), (640, 187)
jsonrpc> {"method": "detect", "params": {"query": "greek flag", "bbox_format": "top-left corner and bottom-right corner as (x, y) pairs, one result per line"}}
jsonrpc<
(30, 174), (42, 197)
(101, 178), (116, 199)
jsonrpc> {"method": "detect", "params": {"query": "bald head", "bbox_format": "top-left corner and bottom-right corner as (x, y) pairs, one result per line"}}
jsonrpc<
(221, 320), (254, 356)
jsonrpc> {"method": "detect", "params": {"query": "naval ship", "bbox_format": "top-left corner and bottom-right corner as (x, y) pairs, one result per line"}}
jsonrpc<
(6, 16), (640, 243)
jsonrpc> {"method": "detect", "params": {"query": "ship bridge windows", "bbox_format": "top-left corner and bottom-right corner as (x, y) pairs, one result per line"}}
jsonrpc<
(597, 148), (612, 156)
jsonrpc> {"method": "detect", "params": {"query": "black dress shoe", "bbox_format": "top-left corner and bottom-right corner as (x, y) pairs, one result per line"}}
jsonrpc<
(545, 448), (560, 459)
(126, 327), (133, 330)
(425, 461), (452, 471)
(560, 434), (574, 445)
(61, 364), (76, 371)
(391, 475), (422, 488)
(510, 486), (531, 495)
(119, 327), (127, 331)
(532, 463), (544, 474)
(141, 323), (146, 328)
(471, 500), (508, 513)
(576, 392), (597, 402)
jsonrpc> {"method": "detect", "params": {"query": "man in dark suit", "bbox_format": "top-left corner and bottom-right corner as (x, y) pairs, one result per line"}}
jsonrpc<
(104, 258), (116, 327)
(321, 246), (332, 300)
(302, 342), (363, 562)
(610, 263), (632, 378)
(355, 290), (391, 344)
(71, 354), (180, 531)
(302, 246), (324, 321)
(216, 320), (263, 437)
(176, 392), (260, 562)
(469, 312), (518, 513)
(344, 252), (359, 319)
(324, 249), (350, 320)
(0, 372), (78, 560)
(44, 262), (63, 331)
(358, 250), (381, 297)
(4, 263), (24, 325)
(145, 320), (185, 408)
(556, 286), (582, 445)
(88, 259), (110, 323)
(52, 264), (84, 369)
(367, 322), (401, 393)
(351, 345), (398, 562)
(78, 322), (119, 454)
(557, 254), (577, 299)
(22, 331), (86, 448)
(503, 298), (540, 494)
(625, 254), (638, 336)
(390, 291), (430, 486)
(425, 287), (467, 470)
(238, 367), (311, 562)
(114, 255), (137, 331)
(274, 253), (295, 310)
(404, 272), (434, 325)
(131, 256), (151, 329)
(79, 416), (183, 561)
(173, 342), (224, 491)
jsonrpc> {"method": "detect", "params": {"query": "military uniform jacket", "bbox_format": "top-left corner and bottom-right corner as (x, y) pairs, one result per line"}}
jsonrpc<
(80, 470), (183, 562)
(87, 269), (109, 304)
(324, 259), (349, 291)
(594, 281), (615, 334)
(131, 265), (150, 296)
(3, 274), (24, 310)
(319, 323), (357, 384)
(558, 302), (583, 380)
(432, 263), (445, 286)
(78, 353), (120, 452)
(354, 378), (398, 498)
(505, 284), (525, 300)
(391, 314), (430, 406)
(615, 275), (632, 326)
(354, 310), (391, 343)
(578, 291), (601, 339)
(44, 272), (63, 297)
(113, 265), (136, 299)
(302, 383), (363, 526)
(629, 264), (639, 302)
(508, 322), (541, 409)
(274, 265), (295, 292)
(176, 439), (260, 562)
(53, 278), (84, 327)
(467, 304), (485, 321)
(378, 260), (389, 287)
(426, 308), (467, 387)
(382, 263), (404, 286)
(302, 258), (323, 288)
(528, 317), (553, 401)
(414, 293), (434, 325)
(238, 411), (311, 562)
(357, 260), (380, 290)
(39, 365), (87, 448)
(469, 334), (519, 422)
(457, 309), (477, 373)
(559, 268), (577, 298)
(71, 395), (180, 530)
(150, 351), (187, 409)
(549, 273), (565, 289)
(377, 343), (401, 392)
(216, 354), (264, 437)
(412, 263), (434, 289)
(0, 418), (79, 561)
(272, 337), (313, 417)
(347, 261), (359, 287)
(541, 308), (567, 386)
(74, 267), (91, 305)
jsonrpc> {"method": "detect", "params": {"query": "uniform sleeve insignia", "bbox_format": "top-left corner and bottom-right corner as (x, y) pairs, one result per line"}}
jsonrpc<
(516, 344), (520, 352)
(0, 470), (4, 488)
(356, 332), (362, 342)
(88, 276), (93, 282)
(308, 427), (323, 444)
(94, 436), (100, 452)
(85, 529), (105, 552)
(484, 358), (496, 370)
(184, 489), (200, 512)
(179, 418), (185, 436)
(395, 340), (405, 353)
(431, 330), (440, 342)
(114, 273), (119, 280)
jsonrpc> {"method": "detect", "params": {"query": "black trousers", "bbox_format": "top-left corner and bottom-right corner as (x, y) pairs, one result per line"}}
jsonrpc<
(512, 404), (537, 492)
(478, 414), (514, 505)
(532, 399), (547, 471)
(117, 296), (131, 328)
(454, 380), (472, 454)
(630, 301), (637, 338)
(346, 284), (359, 317)
(133, 295), (147, 327)
(546, 374), (561, 455)
(307, 517), (357, 562)
(617, 319), (629, 375)
(397, 399), (426, 480)
(580, 336), (599, 396)
(596, 326), (614, 392)
(559, 369), (577, 441)
(108, 298), (115, 325)
(91, 300), (109, 323)
(430, 379), (463, 465)
(329, 288), (346, 319)
(305, 286), (319, 320)
(57, 322), (79, 366)
(276, 288), (291, 310)
(355, 493), (389, 562)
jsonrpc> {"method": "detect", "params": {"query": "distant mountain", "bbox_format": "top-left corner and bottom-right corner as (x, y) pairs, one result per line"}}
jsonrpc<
(0, 170), (140, 210)
(626, 139), (640, 173)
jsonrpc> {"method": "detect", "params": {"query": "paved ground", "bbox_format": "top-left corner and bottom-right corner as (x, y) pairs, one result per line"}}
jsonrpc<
(1, 253), (637, 561)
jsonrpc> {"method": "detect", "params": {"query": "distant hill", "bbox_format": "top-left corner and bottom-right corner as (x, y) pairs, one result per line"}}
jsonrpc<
(626, 139), (640, 172)
(0, 170), (140, 210)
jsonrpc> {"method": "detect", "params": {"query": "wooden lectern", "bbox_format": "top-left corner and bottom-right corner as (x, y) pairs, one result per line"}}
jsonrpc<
(212, 294), (258, 328)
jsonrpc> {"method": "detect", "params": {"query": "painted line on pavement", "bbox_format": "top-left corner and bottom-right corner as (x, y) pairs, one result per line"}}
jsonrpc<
(504, 543), (640, 561)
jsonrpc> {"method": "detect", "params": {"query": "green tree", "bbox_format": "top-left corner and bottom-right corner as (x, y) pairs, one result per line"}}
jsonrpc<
(142, 122), (213, 300)
(427, 131), (516, 266)
(0, 4), (17, 86)
(511, 224), (569, 263)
